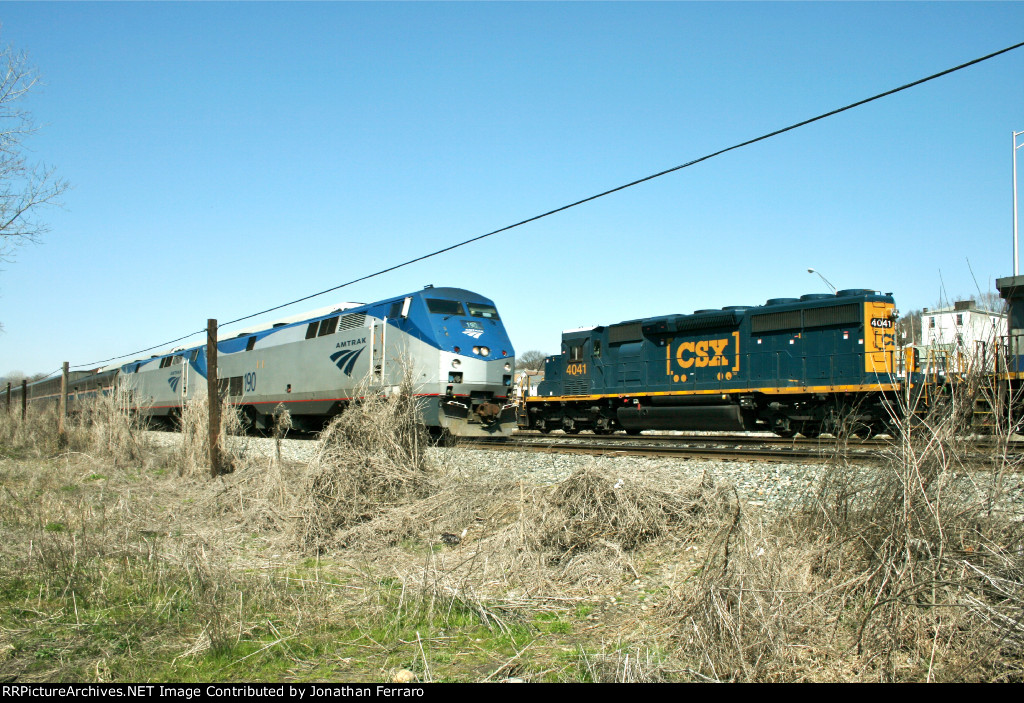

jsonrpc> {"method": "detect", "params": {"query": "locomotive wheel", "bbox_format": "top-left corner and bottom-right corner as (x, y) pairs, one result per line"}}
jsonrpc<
(626, 428), (642, 436)
(799, 425), (821, 439)
(775, 429), (797, 438)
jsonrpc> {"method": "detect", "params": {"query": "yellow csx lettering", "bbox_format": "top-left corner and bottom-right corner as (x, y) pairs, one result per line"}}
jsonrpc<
(566, 363), (587, 376)
(675, 338), (730, 369)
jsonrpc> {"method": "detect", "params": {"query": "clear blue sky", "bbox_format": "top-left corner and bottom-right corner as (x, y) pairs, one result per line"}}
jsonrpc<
(1, 1), (1022, 378)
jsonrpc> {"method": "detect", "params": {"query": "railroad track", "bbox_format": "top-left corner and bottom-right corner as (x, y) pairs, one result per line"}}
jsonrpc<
(515, 430), (886, 447)
(459, 431), (1022, 464)
(462, 435), (874, 463)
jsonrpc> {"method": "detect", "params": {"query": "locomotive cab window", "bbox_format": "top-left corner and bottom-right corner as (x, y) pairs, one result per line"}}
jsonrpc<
(568, 343), (584, 362)
(305, 322), (318, 339)
(467, 302), (500, 320)
(426, 299), (465, 317)
(593, 340), (602, 358)
(386, 298), (414, 319)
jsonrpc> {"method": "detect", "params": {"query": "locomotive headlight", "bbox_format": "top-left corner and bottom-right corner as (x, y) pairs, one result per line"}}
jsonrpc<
(472, 346), (481, 356)
(451, 359), (461, 369)
(479, 346), (490, 357)
(504, 362), (511, 371)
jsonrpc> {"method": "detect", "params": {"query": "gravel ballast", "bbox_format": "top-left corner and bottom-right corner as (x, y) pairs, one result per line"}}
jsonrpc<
(147, 430), (826, 509)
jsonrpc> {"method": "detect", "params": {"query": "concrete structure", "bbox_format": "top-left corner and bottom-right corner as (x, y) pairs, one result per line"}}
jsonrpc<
(997, 275), (1024, 372)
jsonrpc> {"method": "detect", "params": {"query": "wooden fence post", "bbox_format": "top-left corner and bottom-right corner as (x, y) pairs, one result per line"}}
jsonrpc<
(5, 382), (10, 415)
(58, 362), (69, 447)
(207, 318), (221, 478)
(21, 380), (27, 421)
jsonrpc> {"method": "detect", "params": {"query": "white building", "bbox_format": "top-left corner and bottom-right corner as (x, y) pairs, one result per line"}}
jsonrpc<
(513, 370), (544, 400)
(918, 300), (1006, 374)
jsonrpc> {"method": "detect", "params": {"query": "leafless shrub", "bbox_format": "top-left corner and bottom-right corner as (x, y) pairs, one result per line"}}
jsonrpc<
(0, 402), (61, 456)
(530, 465), (729, 559)
(178, 392), (247, 478)
(331, 461), (737, 634)
(678, 375), (1024, 682)
(67, 383), (149, 466)
(272, 403), (291, 468)
(298, 366), (436, 552)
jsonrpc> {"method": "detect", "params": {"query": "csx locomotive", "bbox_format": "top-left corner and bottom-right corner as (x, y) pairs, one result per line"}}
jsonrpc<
(523, 288), (899, 437)
(10, 286), (518, 437)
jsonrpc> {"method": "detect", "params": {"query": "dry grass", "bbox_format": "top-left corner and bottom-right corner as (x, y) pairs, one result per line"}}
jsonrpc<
(674, 383), (1024, 682)
(1, 371), (1021, 682)
(177, 391), (250, 477)
(298, 371), (436, 552)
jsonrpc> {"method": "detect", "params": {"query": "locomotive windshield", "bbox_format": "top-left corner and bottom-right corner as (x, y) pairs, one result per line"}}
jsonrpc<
(426, 299), (466, 316)
(467, 302), (500, 320)
(426, 298), (501, 321)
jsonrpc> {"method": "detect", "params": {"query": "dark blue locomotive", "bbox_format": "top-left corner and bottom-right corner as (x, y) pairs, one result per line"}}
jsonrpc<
(524, 289), (899, 437)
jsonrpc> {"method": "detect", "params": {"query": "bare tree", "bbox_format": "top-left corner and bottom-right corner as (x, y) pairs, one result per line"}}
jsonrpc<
(895, 308), (923, 346)
(976, 290), (1003, 313)
(0, 369), (49, 384)
(0, 38), (69, 263)
(517, 349), (549, 372)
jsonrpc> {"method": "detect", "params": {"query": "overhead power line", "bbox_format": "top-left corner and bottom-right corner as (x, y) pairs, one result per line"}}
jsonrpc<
(72, 39), (1024, 370)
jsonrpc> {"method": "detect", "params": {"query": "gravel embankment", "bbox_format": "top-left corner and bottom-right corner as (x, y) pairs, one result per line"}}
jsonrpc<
(449, 448), (824, 507)
(146, 430), (823, 509)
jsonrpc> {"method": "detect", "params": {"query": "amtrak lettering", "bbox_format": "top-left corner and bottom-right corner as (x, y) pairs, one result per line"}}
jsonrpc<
(335, 338), (367, 348)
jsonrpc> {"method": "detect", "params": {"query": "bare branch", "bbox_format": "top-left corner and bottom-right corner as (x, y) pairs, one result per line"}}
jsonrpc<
(0, 37), (69, 262)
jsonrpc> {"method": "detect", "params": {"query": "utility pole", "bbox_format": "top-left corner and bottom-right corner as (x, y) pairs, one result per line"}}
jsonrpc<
(1014, 130), (1023, 275)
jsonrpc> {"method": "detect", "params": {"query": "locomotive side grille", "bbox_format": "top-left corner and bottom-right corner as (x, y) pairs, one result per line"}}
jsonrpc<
(609, 322), (643, 344)
(563, 378), (590, 395)
(675, 312), (738, 331)
(803, 303), (860, 329)
(751, 309), (802, 333)
(339, 313), (367, 331)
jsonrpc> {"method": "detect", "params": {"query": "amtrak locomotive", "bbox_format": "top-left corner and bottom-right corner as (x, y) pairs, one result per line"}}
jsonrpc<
(15, 286), (518, 437)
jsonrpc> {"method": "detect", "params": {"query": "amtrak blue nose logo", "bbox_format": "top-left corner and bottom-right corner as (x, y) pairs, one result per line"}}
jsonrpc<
(168, 376), (181, 393)
(330, 347), (364, 376)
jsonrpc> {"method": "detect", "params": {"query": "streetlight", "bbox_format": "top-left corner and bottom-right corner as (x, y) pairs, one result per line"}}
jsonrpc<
(1014, 130), (1024, 276)
(807, 268), (837, 293)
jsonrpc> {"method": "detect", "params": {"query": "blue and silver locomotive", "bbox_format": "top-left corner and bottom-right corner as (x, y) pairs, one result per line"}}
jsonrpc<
(17, 286), (518, 437)
(523, 288), (899, 438)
